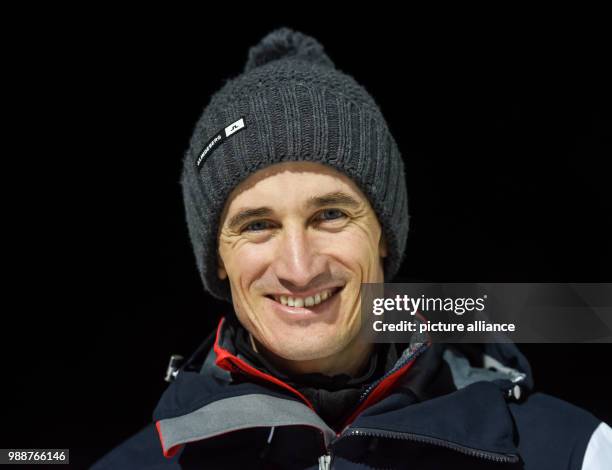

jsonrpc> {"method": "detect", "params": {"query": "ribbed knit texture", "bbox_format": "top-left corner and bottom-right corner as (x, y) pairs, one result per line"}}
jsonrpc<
(181, 28), (409, 301)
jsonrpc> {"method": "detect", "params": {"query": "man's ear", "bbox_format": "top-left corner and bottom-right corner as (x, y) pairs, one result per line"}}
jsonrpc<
(217, 252), (228, 280)
(379, 232), (388, 258)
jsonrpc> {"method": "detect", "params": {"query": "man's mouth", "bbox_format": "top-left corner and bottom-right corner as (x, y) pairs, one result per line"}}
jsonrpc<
(266, 286), (344, 308)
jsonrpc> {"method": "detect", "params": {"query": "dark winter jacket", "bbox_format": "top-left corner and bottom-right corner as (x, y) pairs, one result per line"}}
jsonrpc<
(92, 315), (612, 469)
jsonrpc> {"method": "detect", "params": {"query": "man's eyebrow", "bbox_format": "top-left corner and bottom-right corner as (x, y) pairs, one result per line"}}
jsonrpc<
(226, 192), (360, 231)
(305, 191), (361, 210)
(227, 207), (274, 231)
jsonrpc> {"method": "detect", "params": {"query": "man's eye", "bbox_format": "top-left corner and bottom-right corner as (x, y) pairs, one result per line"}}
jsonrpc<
(317, 209), (346, 221)
(243, 220), (271, 232)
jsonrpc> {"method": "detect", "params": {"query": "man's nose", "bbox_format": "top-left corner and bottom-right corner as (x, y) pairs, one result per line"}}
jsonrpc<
(273, 224), (325, 289)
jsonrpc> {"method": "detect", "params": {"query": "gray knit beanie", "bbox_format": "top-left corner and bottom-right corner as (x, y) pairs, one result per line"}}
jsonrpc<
(181, 27), (409, 302)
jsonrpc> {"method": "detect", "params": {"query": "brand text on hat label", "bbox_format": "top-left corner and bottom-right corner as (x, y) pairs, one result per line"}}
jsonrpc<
(196, 116), (247, 170)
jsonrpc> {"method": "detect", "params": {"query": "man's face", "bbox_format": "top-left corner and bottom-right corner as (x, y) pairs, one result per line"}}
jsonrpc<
(217, 161), (387, 364)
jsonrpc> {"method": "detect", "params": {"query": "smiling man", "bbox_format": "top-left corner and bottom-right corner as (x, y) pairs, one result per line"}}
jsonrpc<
(217, 161), (385, 379)
(93, 28), (611, 469)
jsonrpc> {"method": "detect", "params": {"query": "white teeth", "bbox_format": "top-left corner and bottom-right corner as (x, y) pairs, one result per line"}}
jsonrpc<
(273, 288), (338, 308)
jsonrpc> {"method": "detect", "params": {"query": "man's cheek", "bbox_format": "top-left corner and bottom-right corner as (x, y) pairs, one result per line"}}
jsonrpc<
(332, 237), (375, 264)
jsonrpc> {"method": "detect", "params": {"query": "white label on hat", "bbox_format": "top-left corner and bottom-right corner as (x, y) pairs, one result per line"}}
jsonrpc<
(224, 118), (245, 138)
(196, 116), (247, 170)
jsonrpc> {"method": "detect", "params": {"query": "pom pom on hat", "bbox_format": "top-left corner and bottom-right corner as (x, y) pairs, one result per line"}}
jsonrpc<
(244, 27), (335, 72)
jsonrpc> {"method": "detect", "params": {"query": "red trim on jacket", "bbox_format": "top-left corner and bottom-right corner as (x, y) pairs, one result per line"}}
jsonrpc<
(156, 421), (183, 458)
(214, 316), (421, 433)
(157, 315), (423, 458)
(213, 317), (317, 412)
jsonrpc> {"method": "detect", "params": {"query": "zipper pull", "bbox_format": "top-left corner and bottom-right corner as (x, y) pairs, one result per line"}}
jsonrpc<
(318, 453), (331, 470)
(164, 354), (184, 382)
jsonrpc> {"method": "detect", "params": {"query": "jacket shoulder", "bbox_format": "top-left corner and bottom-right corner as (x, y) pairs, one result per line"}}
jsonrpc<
(509, 392), (606, 469)
(91, 422), (180, 470)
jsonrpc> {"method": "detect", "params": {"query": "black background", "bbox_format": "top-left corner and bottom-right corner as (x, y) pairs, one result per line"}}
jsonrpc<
(3, 10), (611, 468)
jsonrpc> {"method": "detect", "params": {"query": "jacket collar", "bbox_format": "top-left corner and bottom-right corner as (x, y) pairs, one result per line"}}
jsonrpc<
(153, 315), (531, 462)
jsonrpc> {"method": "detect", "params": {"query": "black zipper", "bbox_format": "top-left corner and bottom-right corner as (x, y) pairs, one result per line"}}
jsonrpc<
(333, 427), (519, 464)
(315, 342), (431, 469)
